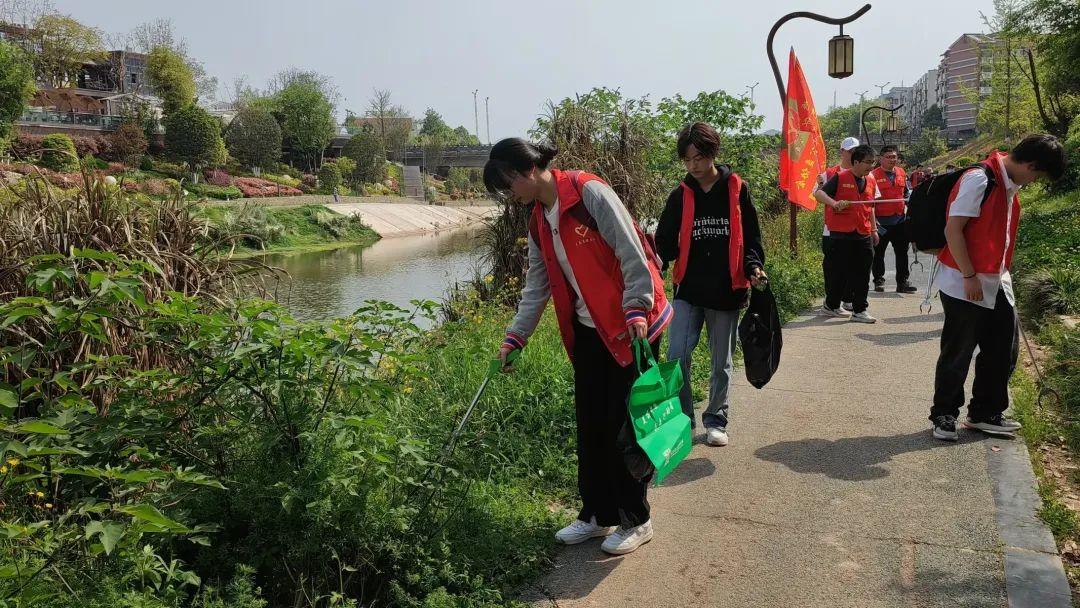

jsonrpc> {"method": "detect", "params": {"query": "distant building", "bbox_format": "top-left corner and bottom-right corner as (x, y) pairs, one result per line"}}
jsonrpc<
(907, 69), (939, 134)
(3, 21), (163, 136)
(937, 33), (998, 139)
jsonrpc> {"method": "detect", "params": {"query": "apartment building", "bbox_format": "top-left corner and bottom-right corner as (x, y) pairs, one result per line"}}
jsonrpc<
(937, 33), (998, 139)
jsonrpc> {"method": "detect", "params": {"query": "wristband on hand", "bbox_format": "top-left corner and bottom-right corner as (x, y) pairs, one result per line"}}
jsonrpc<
(963, 272), (976, 279)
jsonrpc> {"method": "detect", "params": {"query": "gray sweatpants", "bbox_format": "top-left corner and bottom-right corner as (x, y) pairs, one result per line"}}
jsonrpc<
(666, 299), (740, 430)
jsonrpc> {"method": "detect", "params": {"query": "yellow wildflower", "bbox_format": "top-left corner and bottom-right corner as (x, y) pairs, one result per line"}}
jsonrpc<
(484, 274), (494, 283)
(35, 491), (44, 499)
(0, 466), (7, 474)
(44, 503), (52, 509)
(6, 458), (18, 467)
(404, 386), (413, 394)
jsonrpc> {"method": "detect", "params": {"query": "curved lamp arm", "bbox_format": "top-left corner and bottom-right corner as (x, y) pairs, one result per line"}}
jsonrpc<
(861, 103), (904, 147)
(767, 4), (872, 104)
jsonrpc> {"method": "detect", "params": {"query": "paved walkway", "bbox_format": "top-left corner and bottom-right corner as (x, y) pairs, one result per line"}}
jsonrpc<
(524, 256), (1070, 607)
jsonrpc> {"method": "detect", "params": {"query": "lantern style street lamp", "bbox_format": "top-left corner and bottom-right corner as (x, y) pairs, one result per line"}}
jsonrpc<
(828, 26), (855, 79)
(767, 4), (872, 254)
(861, 103), (904, 147)
(886, 112), (900, 133)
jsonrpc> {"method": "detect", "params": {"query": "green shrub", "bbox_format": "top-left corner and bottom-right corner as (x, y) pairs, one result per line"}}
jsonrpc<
(261, 173), (301, 188)
(953, 156), (976, 167)
(81, 154), (109, 170)
(139, 155), (154, 171)
(151, 160), (187, 180)
(317, 162), (342, 194)
(39, 133), (77, 171)
(187, 182), (242, 200)
(1054, 115), (1080, 192)
(1018, 268), (1080, 324)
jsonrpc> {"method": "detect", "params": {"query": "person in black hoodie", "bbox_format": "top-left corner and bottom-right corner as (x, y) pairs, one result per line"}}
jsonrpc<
(655, 122), (766, 447)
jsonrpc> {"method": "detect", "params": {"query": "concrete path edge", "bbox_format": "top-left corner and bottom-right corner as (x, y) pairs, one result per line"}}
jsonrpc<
(986, 438), (1072, 607)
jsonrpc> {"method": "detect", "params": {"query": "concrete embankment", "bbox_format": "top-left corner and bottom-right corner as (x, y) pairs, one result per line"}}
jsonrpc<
(326, 202), (498, 237)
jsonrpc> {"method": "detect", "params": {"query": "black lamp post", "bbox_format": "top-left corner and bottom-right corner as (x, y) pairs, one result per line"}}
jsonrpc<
(861, 103), (904, 148)
(768, 4), (872, 254)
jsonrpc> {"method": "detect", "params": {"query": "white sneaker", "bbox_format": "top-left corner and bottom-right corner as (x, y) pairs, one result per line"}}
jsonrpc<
(705, 427), (729, 447)
(849, 311), (877, 323)
(554, 517), (616, 545)
(842, 302), (854, 312)
(600, 520), (654, 555)
(821, 305), (850, 318)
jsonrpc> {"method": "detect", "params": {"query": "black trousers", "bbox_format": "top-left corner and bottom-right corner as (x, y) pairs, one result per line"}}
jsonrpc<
(873, 219), (910, 285)
(822, 235), (856, 304)
(823, 236), (874, 313)
(573, 320), (657, 528)
(930, 290), (1019, 421)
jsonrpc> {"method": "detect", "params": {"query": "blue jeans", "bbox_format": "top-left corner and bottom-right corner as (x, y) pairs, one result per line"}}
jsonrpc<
(666, 299), (740, 430)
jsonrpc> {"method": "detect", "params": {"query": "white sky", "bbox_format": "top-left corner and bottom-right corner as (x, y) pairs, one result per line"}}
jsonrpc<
(50, 0), (994, 139)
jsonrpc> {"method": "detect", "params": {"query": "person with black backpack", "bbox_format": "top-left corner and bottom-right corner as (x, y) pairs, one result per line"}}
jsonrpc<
(655, 122), (767, 448)
(486, 138), (671, 555)
(927, 135), (1066, 441)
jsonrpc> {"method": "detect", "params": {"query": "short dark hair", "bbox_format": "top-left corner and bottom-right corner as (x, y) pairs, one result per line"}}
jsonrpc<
(1011, 133), (1066, 181)
(879, 145), (899, 156)
(916, 164), (923, 168)
(850, 144), (875, 164)
(677, 122), (721, 159)
(483, 138), (559, 193)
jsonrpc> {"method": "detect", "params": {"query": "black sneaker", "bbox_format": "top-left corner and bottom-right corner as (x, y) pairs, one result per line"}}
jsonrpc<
(896, 281), (918, 294)
(932, 415), (958, 441)
(964, 415), (1022, 436)
(873, 279), (885, 292)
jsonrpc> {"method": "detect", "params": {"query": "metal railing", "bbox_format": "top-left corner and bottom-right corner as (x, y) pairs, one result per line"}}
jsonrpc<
(16, 109), (125, 131)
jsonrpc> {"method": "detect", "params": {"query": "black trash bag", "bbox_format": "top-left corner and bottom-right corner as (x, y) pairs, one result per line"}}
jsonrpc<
(738, 284), (783, 388)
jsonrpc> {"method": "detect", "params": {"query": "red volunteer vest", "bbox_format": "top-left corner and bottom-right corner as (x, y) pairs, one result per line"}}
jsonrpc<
(870, 166), (907, 217)
(528, 170), (672, 367)
(672, 173), (750, 292)
(939, 152), (1020, 274)
(824, 169), (876, 235)
(825, 165), (842, 180)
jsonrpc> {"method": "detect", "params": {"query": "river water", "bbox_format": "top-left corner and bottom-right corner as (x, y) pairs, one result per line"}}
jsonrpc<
(262, 227), (486, 321)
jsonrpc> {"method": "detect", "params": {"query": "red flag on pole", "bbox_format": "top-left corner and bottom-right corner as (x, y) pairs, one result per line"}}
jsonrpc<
(779, 48), (826, 211)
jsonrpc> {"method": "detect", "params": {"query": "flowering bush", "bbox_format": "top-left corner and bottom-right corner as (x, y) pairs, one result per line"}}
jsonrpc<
(205, 168), (234, 186)
(234, 176), (302, 197)
(140, 178), (169, 196)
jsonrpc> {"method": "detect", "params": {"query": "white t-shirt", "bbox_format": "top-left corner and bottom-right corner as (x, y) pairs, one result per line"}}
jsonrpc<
(543, 198), (594, 327)
(934, 156), (1019, 309)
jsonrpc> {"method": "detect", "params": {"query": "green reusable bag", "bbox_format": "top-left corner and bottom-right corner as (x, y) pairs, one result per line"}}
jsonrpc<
(627, 339), (692, 484)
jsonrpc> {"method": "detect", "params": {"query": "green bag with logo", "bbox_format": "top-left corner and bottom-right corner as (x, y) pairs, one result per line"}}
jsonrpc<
(626, 339), (692, 484)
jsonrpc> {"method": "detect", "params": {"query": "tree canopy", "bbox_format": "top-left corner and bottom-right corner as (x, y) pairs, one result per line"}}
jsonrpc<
(32, 13), (105, 88)
(147, 46), (196, 115)
(164, 104), (225, 170)
(0, 39), (35, 146)
(225, 106), (282, 171)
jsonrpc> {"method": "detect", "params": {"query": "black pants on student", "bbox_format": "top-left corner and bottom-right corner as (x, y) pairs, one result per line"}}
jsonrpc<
(573, 320), (657, 528)
(930, 290), (1019, 422)
(822, 235), (874, 314)
(872, 219), (910, 286)
(822, 235), (857, 304)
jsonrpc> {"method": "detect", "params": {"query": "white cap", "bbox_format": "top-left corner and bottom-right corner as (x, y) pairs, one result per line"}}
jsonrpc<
(840, 136), (860, 151)
(833, 136), (859, 151)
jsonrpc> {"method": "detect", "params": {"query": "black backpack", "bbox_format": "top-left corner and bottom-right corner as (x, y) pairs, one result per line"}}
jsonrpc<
(906, 163), (995, 253)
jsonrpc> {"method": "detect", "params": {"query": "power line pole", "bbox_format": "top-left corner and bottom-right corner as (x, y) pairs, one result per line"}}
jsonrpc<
(746, 82), (759, 106)
(485, 96), (491, 145)
(472, 89), (480, 142)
